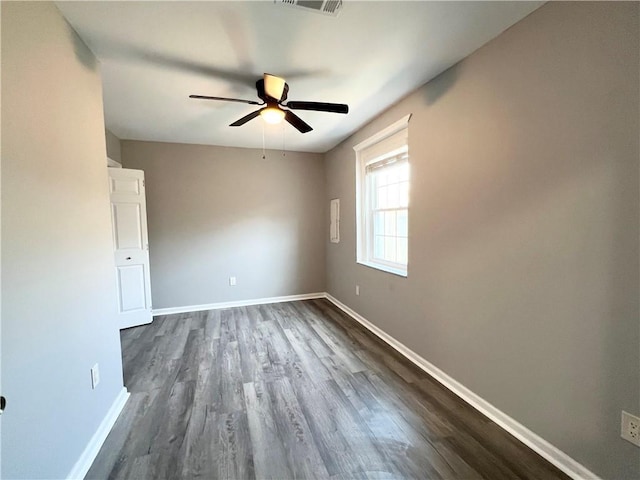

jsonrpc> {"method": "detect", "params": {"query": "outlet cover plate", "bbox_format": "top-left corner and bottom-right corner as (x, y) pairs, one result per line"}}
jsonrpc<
(621, 411), (640, 447)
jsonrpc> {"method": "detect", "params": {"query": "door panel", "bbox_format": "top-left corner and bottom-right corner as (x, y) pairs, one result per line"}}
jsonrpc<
(117, 265), (147, 312)
(112, 203), (143, 250)
(109, 168), (152, 329)
(110, 176), (140, 195)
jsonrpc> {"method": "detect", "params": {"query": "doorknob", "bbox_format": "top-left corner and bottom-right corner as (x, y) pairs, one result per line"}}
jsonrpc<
(126, 257), (131, 260)
(0, 396), (6, 415)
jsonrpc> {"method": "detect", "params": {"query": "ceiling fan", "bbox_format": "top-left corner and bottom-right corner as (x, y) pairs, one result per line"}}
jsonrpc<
(189, 73), (349, 133)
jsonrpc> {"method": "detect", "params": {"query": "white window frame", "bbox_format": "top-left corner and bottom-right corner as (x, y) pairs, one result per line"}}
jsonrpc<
(354, 114), (411, 277)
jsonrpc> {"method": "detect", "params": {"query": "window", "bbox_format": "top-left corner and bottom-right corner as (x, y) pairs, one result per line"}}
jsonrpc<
(355, 114), (411, 276)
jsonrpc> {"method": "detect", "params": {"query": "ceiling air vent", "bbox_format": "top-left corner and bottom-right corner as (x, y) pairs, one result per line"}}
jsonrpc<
(277, 0), (343, 17)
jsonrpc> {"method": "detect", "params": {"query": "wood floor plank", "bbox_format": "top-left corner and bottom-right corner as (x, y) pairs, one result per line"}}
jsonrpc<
(270, 302), (299, 330)
(216, 340), (245, 414)
(212, 410), (256, 480)
(122, 453), (158, 480)
(296, 302), (367, 374)
(237, 324), (265, 385)
(266, 377), (330, 479)
(283, 327), (332, 384)
(259, 318), (303, 383)
(286, 311), (333, 359)
(147, 380), (196, 479)
(87, 300), (571, 480)
(175, 327), (206, 383)
(84, 392), (148, 480)
(243, 381), (294, 479)
(335, 370), (455, 479)
(219, 309), (238, 345)
(414, 376), (569, 480)
(204, 309), (222, 341)
(294, 377), (398, 478)
(178, 403), (219, 479)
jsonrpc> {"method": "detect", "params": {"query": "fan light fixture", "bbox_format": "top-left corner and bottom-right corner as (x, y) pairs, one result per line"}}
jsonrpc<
(189, 73), (349, 134)
(261, 107), (285, 124)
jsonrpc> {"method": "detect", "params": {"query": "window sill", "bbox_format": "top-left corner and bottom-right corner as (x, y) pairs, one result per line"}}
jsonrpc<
(357, 260), (407, 278)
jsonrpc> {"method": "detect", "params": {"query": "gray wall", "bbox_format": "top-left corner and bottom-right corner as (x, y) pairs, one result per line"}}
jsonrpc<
(324, 2), (639, 478)
(106, 128), (122, 163)
(1, 3), (126, 478)
(122, 141), (326, 309)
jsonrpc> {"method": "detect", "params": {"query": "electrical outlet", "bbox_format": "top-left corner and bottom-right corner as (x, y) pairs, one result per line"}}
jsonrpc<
(229, 276), (236, 286)
(621, 411), (640, 447)
(90, 364), (100, 390)
(356, 285), (360, 296)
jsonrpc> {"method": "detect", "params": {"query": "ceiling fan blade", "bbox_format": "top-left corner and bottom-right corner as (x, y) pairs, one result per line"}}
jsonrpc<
(285, 101), (349, 114)
(230, 108), (264, 127)
(264, 73), (286, 101)
(284, 110), (313, 133)
(190, 94), (262, 106)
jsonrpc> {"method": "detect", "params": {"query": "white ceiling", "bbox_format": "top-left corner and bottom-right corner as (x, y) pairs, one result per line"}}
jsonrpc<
(56, 1), (543, 153)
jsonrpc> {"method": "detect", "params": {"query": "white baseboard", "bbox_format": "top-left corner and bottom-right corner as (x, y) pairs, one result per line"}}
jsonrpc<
(67, 387), (130, 480)
(325, 294), (600, 480)
(152, 292), (326, 317)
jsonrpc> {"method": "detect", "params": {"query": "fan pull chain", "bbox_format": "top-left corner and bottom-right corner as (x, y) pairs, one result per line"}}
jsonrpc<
(282, 123), (286, 157)
(262, 121), (266, 160)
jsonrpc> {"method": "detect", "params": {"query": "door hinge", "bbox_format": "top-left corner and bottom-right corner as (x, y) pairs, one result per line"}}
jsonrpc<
(142, 179), (145, 187)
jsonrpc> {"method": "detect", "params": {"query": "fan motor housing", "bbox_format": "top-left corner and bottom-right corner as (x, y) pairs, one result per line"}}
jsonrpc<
(257, 79), (289, 102)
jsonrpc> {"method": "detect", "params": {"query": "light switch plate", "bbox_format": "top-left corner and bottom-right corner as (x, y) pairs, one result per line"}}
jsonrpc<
(90, 364), (100, 389)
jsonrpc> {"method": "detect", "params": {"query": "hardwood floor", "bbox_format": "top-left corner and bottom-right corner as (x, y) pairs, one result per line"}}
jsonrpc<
(86, 299), (570, 480)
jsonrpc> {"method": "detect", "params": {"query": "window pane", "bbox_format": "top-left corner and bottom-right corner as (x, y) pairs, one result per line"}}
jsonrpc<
(397, 237), (408, 265)
(399, 181), (409, 207)
(387, 183), (400, 208)
(373, 211), (384, 235)
(397, 210), (408, 237)
(399, 163), (410, 182)
(384, 236), (396, 262)
(375, 170), (389, 187)
(376, 185), (388, 209)
(374, 235), (384, 259)
(384, 211), (396, 236)
(387, 167), (399, 185)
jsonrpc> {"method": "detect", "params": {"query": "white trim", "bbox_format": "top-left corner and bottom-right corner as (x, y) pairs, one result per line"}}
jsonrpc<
(357, 260), (407, 277)
(353, 113), (412, 152)
(107, 157), (122, 168)
(67, 387), (129, 480)
(355, 116), (411, 275)
(152, 292), (326, 317)
(324, 294), (600, 480)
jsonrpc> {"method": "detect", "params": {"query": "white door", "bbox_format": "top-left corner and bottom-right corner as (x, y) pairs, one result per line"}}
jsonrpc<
(108, 168), (152, 329)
